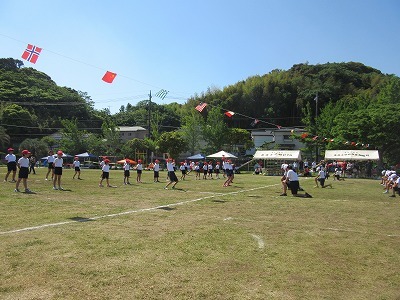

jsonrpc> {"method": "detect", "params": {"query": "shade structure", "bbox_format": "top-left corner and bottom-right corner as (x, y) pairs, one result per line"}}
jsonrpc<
(324, 150), (379, 161)
(207, 150), (238, 159)
(253, 150), (301, 160)
(187, 153), (205, 160)
(75, 152), (97, 159)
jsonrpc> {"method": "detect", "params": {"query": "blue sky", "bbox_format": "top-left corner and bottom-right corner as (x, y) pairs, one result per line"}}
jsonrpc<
(1, 0), (399, 113)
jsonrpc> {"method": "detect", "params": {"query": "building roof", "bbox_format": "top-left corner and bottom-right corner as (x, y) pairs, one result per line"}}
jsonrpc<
(118, 126), (147, 132)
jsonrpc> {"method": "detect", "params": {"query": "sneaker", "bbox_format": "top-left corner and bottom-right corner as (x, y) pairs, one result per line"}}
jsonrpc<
(280, 193), (287, 196)
(25, 188), (32, 193)
(383, 190), (389, 194)
(45, 178), (48, 181)
(14, 188), (20, 192)
(58, 187), (64, 191)
(53, 187), (58, 190)
(164, 187), (168, 190)
(99, 184), (103, 187)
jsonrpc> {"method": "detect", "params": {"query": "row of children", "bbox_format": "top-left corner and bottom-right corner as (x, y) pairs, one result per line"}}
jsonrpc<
(381, 169), (400, 197)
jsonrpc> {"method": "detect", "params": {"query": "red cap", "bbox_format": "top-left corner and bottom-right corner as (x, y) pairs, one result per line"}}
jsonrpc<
(138, 159), (142, 163)
(7, 148), (14, 152)
(21, 149), (30, 155)
(155, 159), (159, 163)
(57, 150), (63, 155)
(104, 159), (110, 163)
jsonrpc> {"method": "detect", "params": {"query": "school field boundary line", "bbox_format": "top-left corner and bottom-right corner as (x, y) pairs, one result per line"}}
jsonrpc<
(0, 184), (278, 236)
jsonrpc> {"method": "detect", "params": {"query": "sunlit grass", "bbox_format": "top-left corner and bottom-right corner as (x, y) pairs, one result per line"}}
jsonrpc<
(1, 168), (399, 299)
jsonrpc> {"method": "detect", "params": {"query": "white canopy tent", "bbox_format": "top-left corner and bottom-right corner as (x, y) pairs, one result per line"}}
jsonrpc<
(253, 150), (301, 160)
(207, 150), (238, 159)
(324, 150), (380, 161)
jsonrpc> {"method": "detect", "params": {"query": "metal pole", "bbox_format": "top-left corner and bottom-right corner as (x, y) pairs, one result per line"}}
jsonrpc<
(148, 90), (152, 139)
(315, 92), (318, 162)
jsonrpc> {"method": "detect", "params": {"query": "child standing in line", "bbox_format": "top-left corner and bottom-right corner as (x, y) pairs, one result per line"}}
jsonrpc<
(194, 162), (200, 180)
(207, 161), (214, 179)
(53, 150), (64, 190)
(215, 161), (221, 179)
(45, 150), (55, 181)
(153, 159), (160, 182)
(202, 161), (208, 179)
(179, 162), (187, 180)
(72, 156), (81, 179)
(4, 147), (17, 182)
(136, 159), (143, 183)
(15, 149), (32, 193)
(99, 159), (111, 187)
(123, 158), (131, 185)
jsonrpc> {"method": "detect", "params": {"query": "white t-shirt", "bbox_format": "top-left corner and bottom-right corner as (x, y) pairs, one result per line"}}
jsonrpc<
(153, 163), (160, 172)
(73, 160), (80, 168)
(136, 163), (143, 171)
(166, 162), (175, 172)
(123, 162), (130, 171)
(286, 169), (299, 181)
(318, 170), (326, 179)
(5, 153), (16, 163)
(102, 164), (110, 172)
(18, 157), (30, 168)
(54, 157), (63, 168)
(47, 155), (55, 163)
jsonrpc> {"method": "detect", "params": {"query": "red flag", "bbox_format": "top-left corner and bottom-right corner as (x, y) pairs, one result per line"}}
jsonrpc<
(300, 133), (309, 139)
(102, 71), (117, 83)
(21, 44), (42, 64)
(224, 111), (235, 117)
(195, 103), (207, 112)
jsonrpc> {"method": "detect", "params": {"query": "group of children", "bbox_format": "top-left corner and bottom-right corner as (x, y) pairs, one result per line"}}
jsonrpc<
(381, 169), (400, 197)
(3, 148), (237, 193)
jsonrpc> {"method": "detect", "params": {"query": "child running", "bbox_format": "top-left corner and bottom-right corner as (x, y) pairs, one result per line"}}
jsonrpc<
(15, 149), (32, 193)
(165, 158), (178, 189)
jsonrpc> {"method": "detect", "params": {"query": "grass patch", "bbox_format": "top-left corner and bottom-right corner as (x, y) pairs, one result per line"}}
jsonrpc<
(1, 168), (399, 299)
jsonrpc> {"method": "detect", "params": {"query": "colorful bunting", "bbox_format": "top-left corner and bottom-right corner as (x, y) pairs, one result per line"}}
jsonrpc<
(155, 89), (169, 100)
(250, 119), (260, 127)
(195, 102), (207, 112)
(21, 44), (42, 64)
(102, 71), (117, 83)
(224, 111), (235, 117)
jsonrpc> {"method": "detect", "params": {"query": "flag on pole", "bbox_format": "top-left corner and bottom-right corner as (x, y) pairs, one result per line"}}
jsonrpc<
(155, 89), (169, 100)
(224, 111), (235, 117)
(102, 71), (117, 83)
(21, 44), (42, 64)
(250, 119), (260, 127)
(195, 102), (207, 112)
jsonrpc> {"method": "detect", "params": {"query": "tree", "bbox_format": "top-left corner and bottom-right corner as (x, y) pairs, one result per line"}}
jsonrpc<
(59, 119), (88, 154)
(0, 126), (10, 147)
(19, 138), (49, 158)
(202, 106), (228, 152)
(157, 131), (187, 160)
(228, 128), (254, 154)
(181, 111), (203, 155)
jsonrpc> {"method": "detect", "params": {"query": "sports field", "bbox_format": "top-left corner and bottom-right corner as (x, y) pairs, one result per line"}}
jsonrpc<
(1, 168), (399, 299)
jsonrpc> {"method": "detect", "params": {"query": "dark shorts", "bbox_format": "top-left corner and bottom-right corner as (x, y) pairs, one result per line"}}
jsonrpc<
(137, 170), (142, 174)
(318, 178), (326, 186)
(215, 169), (220, 174)
(168, 171), (178, 182)
(203, 170), (208, 175)
(289, 180), (300, 194)
(54, 167), (63, 176)
(154, 171), (159, 178)
(102, 172), (109, 179)
(75, 167), (80, 172)
(208, 169), (213, 174)
(181, 170), (187, 175)
(7, 161), (17, 172)
(124, 170), (130, 177)
(48, 162), (54, 169)
(18, 167), (29, 179)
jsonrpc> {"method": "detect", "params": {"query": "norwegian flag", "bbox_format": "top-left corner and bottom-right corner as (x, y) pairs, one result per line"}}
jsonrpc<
(195, 102), (207, 112)
(21, 44), (42, 64)
(224, 111), (235, 117)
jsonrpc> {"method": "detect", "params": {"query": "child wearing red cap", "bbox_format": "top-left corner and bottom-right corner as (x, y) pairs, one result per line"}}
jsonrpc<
(123, 158), (131, 185)
(99, 159), (112, 187)
(4, 147), (17, 182)
(15, 150), (32, 193)
(136, 159), (143, 183)
(153, 159), (160, 182)
(53, 150), (64, 190)
(165, 158), (178, 189)
(179, 162), (187, 180)
(45, 150), (55, 181)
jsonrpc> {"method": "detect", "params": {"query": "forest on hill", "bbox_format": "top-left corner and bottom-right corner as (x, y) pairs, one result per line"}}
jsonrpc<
(0, 58), (399, 164)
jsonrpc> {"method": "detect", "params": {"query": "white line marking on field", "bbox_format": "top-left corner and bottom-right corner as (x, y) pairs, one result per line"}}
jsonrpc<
(250, 234), (265, 249)
(0, 184), (278, 235)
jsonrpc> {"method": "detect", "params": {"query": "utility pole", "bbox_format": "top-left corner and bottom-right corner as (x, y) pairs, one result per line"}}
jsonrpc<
(315, 92), (318, 162)
(148, 90), (152, 139)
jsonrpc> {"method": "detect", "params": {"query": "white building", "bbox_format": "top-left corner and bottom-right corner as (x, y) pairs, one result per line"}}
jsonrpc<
(118, 126), (148, 141)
